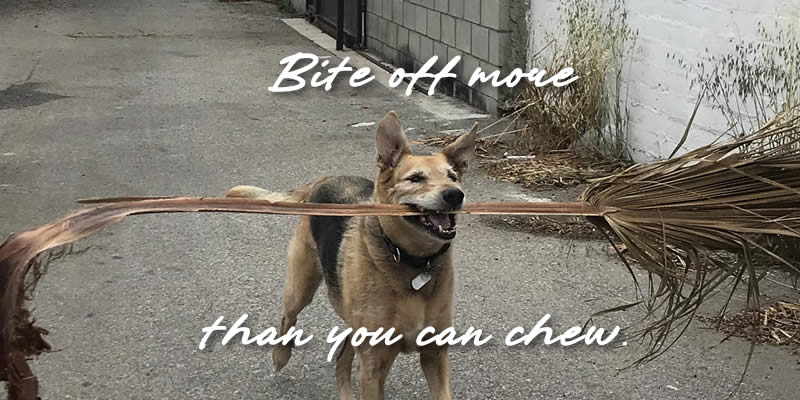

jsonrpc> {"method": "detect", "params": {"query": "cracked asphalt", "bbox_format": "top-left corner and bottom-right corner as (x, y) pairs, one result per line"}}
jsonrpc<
(1, 0), (798, 399)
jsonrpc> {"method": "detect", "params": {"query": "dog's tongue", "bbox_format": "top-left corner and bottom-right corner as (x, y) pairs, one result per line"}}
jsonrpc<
(425, 213), (453, 229)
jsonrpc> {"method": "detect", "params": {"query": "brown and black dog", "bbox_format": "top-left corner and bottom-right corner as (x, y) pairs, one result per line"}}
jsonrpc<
(226, 111), (476, 400)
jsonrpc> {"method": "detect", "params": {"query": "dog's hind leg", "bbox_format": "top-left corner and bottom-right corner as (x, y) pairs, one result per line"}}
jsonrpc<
(272, 217), (322, 371)
(335, 339), (355, 400)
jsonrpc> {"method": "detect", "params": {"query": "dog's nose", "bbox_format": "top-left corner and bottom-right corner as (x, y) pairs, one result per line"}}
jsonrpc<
(442, 188), (465, 207)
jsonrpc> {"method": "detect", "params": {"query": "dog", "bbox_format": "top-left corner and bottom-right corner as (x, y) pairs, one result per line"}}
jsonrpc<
(226, 111), (476, 400)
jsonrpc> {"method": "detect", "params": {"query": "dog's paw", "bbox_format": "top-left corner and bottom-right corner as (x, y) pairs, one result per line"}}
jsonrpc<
(272, 344), (292, 371)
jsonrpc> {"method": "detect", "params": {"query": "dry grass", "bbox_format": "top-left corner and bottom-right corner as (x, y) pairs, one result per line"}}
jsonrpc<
(418, 135), (498, 158)
(483, 215), (605, 241)
(513, 0), (637, 163)
(485, 151), (626, 190)
(673, 16), (800, 139)
(422, 134), (626, 190)
(699, 302), (800, 353)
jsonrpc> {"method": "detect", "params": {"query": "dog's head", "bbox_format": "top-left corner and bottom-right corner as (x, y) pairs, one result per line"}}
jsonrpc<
(374, 111), (476, 241)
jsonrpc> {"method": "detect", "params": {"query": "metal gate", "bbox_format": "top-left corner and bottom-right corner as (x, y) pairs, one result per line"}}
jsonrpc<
(306, 0), (364, 49)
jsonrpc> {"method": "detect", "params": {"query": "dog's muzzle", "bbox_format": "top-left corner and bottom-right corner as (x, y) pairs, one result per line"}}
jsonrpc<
(402, 188), (464, 240)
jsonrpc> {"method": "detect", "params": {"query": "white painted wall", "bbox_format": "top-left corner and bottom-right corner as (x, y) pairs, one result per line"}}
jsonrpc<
(527, 0), (799, 161)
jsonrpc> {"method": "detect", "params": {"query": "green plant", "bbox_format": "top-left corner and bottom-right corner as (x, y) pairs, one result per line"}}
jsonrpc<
(516, 0), (637, 163)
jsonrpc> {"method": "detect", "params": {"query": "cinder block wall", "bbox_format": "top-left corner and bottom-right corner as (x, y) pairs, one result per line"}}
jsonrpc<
(365, 0), (518, 113)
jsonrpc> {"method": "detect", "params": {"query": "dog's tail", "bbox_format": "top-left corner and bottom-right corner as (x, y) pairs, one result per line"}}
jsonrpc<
(225, 178), (330, 203)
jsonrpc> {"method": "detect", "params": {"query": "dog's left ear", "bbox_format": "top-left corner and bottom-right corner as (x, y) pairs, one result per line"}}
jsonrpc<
(442, 122), (477, 175)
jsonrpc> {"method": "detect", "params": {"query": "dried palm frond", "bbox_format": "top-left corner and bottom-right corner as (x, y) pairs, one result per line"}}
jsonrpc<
(0, 199), (606, 399)
(580, 109), (800, 365)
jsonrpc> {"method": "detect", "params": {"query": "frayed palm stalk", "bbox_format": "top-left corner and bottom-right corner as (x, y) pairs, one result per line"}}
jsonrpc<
(580, 110), (800, 365)
(0, 113), (799, 398)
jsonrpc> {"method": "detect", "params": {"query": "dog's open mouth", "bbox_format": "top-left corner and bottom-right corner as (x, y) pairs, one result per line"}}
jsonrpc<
(404, 207), (457, 240)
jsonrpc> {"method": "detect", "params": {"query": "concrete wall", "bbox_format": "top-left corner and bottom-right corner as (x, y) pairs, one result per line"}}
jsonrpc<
(528, 0), (798, 160)
(365, 0), (524, 112)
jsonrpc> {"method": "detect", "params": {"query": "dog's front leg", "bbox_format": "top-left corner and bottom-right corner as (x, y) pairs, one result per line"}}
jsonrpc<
(356, 345), (399, 400)
(335, 341), (356, 400)
(420, 348), (452, 400)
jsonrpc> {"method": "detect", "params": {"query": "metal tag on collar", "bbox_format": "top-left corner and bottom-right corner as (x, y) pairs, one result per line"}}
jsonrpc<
(411, 271), (432, 290)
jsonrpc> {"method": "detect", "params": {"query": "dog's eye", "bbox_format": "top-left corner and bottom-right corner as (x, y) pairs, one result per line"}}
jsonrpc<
(447, 172), (458, 182)
(407, 174), (425, 183)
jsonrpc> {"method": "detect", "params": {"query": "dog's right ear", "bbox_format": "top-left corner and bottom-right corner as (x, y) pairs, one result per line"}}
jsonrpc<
(376, 111), (411, 170)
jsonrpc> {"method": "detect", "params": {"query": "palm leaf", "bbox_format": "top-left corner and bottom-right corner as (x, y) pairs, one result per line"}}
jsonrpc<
(580, 108), (800, 365)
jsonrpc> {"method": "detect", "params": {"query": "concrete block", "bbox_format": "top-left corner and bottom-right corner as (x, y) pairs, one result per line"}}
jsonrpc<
(404, 2), (415, 29)
(461, 53), (480, 82)
(453, 79), (472, 103)
(409, 30), (421, 58)
(471, 24), (489, 61)
(367, 34), (381, 51)
(393, 0), (404, 24)
(475, 91), (498, 113)
(488, 29), (509, 66)
(455, 18), (471, 52)
(464, 0), (481, 23)
(374, 0), (383, 16)
(377, 16), (387, 43)
(481, 0), (509, 31)
(366, 12), (379, 39)
(420, 35), (434, 62)
(386, 20), (398, 48)
(447, 45), (464, 78)
(415, 4), (428, 34)
(367, 0), (375, 13)
(383, 0), (393, 19)
(475, 60), (501, 99)
(435, 0), (448, 13)
(383, 45), (399, 65)
(397, 25), (410, 50)
(441, 14), (456, 46)
(449, 0), (464, 18)
(427, 9), (441, 40)
(433, 40), (448, 70)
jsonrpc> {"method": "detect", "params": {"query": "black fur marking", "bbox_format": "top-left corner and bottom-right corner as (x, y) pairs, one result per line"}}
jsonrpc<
(309, 176), (374, 297)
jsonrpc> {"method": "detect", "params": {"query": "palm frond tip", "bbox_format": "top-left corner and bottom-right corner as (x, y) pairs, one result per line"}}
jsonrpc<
(580, 109), (800, 365)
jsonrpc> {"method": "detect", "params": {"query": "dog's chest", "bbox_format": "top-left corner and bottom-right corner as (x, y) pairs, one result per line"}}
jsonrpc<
(388, 293), (451, 353)
(395, 303), (428, 353)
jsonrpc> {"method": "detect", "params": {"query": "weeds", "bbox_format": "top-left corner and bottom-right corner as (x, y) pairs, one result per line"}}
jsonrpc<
(671, 14), (800, 270)
(671, 15), (800, 140)
(516, 0), (637, 163)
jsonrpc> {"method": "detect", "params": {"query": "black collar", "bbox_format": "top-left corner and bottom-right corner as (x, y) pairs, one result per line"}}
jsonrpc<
(377, 221), (450, 269)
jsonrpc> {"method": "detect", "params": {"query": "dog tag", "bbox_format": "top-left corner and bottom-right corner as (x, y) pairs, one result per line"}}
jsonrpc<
(411, 271), (432, 290)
